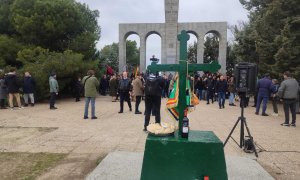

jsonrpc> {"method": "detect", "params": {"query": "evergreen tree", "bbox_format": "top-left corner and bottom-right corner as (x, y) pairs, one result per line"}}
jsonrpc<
(126, 40), (140, 68)
(187, 41), (197, 64)
(99, 40), (140, 74)
(235, 0), (300, 79)
(226, 43), (237, 76)
(0, 0), (101, 100)
(99, 43), (119, 72)
(203, 34), (219, 63)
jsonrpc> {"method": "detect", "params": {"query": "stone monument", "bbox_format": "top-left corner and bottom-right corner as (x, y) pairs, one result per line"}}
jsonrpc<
(119, 0), (227, 73)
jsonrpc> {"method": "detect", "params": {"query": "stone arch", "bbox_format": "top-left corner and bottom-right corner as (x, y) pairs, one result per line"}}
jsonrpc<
(121, 31), (141, 72)
(124, 31), (140, 41)
(145, 31), (162, 39)
(186, 30), (199, 64)
(205, 30), (221, 39)
(203, 30), (221, 64)
(145, 31), (163, 67)
(186, 30), (199, 39)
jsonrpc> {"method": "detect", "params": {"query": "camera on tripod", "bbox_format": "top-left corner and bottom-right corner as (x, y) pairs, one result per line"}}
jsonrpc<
(234, 62), (257, 94)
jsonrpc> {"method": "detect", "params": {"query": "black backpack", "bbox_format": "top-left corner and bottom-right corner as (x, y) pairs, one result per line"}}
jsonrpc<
(145, 76), (162, 96)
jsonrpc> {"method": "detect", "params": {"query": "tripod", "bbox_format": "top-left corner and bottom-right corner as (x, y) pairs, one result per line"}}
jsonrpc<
(223, 93), (258, 157)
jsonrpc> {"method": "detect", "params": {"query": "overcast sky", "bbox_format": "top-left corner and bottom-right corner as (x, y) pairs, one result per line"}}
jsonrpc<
(76, 0), (249, 65)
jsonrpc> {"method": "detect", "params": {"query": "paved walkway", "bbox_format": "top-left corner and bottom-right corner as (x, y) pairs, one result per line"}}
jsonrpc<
(0, 96), (299, 179)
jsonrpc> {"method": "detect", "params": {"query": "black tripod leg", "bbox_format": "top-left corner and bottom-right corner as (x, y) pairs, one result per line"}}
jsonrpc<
(243, 120), (258, 157)
(224, 117), (241, 147)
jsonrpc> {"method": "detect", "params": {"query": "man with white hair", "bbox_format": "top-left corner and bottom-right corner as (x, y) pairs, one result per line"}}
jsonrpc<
(23, 72), (36, 106)
(118, 71), (132, 113)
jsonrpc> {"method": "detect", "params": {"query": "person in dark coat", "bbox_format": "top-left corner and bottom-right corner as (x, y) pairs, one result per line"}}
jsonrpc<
(271, 79), (280, 116)
(205, 75), (215, 104)
(109, 75), (118, 102)
(118, 72), (132, 113)
(144, 73), (165, 131)
(99, 75), (108, 96)
(74, 76), (82, 102)
(115, 75), (121, 101)
(195, 77), (205, 100)
(164, 76), (170, 98)
(0, 73), (8, 109)
(4, 68), (22, 109)
(23, 72), (36, 106)
(215, 75), (228, 109)
(255, 73), (272, 116)
(162, 75), (169, 98)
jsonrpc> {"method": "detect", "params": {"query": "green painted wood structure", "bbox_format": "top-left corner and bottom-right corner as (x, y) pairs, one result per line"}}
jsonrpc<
(147, 30), (221, 135)
(141, 131), (228, 180)
(141, 30), (227, 180)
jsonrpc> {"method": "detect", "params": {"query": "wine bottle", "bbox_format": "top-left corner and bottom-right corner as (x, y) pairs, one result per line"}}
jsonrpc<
(182, 116), (189, 138)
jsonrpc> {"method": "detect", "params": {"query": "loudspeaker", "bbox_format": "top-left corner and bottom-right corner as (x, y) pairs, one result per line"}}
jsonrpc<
(234, 63), (257, 94)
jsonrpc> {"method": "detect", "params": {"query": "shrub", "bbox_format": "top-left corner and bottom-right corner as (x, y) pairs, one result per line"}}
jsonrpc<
(17, 47), (99, 101)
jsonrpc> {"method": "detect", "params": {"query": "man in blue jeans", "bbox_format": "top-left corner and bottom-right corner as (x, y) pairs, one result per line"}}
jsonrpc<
(82, 70), (99, 119)
(216, 75), (228, 109)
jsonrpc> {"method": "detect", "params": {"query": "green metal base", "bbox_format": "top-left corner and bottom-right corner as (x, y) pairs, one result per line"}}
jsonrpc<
(141, 130), (228, 180)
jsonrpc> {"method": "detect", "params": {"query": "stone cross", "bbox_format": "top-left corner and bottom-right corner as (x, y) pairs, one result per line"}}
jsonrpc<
(147, 30), (221, 136)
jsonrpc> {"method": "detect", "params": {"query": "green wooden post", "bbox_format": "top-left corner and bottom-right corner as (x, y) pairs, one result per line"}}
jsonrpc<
(147, 30), (221, 136)
(177, 31), (189, 134)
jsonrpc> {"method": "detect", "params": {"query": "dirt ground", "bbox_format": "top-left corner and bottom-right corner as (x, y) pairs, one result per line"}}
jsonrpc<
(0, 96), (299, 179)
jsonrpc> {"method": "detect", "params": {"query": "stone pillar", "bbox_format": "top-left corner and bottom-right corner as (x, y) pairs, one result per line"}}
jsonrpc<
(119, 32), (126, 73)
(197, 35), (204, 64)
(139, 35), (146, 72)
(218, 33), (227, 74)
(165, 0), (179, 64)
(161, 35), (167, 65)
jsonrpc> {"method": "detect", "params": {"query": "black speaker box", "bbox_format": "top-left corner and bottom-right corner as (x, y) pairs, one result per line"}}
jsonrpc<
(234, 63), (257, 94)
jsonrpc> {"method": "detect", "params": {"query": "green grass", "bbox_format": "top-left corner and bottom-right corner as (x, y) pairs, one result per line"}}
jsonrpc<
(0, 152), (66, 180)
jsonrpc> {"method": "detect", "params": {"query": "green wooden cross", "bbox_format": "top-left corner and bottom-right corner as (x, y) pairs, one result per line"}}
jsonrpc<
(147, 30), (221, 136)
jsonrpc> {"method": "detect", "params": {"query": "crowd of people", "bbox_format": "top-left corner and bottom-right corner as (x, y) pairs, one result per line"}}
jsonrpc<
(0, 68), (299, 128)
(0, 68), (36, 110)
